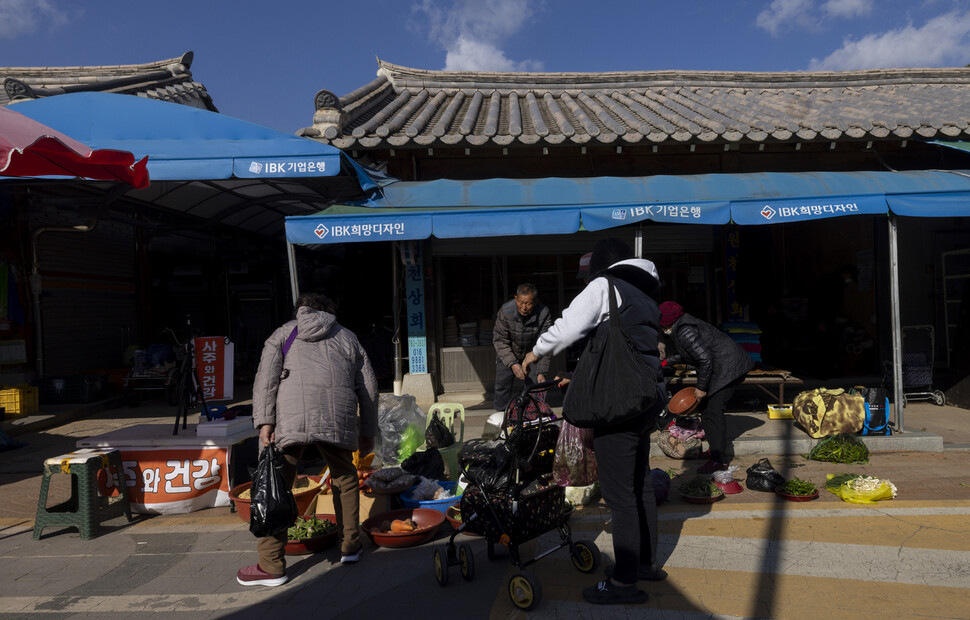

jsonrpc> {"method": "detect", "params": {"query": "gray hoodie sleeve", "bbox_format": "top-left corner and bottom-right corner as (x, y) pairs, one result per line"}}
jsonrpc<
(353, 341), (380, 439)
(251, 325), (287, 429)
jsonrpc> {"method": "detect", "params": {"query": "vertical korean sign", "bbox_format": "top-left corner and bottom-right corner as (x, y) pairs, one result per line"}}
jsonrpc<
(725, 228), (743, 320)
(405, 246), (428, 373)
(193, 337), (234, 401)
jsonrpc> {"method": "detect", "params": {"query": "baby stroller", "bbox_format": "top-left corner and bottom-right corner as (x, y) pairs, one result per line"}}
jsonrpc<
(900, 325), (946, 406)
(433, 379), (601, 611)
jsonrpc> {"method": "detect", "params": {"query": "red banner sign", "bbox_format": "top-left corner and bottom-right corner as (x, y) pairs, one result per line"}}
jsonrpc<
(98, 446), (231, 514)
(193, 337), (234, 401)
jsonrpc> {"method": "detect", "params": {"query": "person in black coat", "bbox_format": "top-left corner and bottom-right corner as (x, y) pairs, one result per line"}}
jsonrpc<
(659, 302), (753, 472)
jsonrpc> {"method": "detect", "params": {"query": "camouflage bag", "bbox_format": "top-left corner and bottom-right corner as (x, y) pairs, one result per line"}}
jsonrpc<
(793, 388), (865, 439)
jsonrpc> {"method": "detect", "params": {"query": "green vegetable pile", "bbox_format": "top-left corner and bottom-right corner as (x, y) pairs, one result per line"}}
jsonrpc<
(287, 516), (338, 541)
(778, 477), (817, 496)
(678, 475), (722, 498)
(807, 433), (869, 464)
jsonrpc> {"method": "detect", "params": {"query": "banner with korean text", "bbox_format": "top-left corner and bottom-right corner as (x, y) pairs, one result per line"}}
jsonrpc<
(97, 446), (230, 514)
(193, 337), (234, 401)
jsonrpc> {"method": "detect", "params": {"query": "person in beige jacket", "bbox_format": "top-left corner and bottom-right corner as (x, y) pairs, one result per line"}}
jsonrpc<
(237, 293), (378, 587)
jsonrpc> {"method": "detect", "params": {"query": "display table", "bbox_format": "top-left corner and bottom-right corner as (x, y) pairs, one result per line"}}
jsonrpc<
(667, 370), (804, 405)
(76, 422), (257, 515)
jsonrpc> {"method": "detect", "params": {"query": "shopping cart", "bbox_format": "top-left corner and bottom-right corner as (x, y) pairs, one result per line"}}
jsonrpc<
(887, 325), (946, 406)
(432, 379), (600, 611)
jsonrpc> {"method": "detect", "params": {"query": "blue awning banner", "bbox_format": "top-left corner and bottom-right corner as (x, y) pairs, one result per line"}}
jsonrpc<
(580, 201), (731, 229)
(286, 213), (432, 244)
(886, 192), (970, 217)
(9, 92), (376, 188)
(432, 207), (581, 238)
(730, 194), (889, 225)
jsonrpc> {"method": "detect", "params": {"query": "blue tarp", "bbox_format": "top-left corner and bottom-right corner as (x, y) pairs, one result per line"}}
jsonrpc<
(286, 169), (970, 243)
(8, 92), (380, 190)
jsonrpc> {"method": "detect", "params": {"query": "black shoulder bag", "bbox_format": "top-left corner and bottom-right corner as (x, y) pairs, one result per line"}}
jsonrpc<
(562, 275), (657, 428)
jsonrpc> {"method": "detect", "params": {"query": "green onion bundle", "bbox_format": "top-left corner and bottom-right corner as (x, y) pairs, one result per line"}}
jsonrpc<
(807, 433), (870, 464)
(678, 475), (722, 498)
(778, 477), (817, 495)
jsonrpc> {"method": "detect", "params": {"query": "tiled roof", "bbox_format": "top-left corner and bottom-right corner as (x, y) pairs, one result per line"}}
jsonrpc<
(299, 60), (970, 149)
(0, 51), (217, 111)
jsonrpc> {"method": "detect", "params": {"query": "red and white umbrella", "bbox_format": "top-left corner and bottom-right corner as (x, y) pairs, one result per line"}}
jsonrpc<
(0, 104), (148, 188)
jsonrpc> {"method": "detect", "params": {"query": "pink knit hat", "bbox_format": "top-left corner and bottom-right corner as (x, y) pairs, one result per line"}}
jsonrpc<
(659, 301), (684, 327)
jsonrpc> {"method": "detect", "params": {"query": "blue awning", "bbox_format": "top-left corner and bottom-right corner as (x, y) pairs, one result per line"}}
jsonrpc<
(8, 92), (380, 191)
(286, 169), (970, 244)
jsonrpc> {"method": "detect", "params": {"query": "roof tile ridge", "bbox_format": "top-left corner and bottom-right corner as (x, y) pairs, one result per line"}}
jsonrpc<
(368, 61), (970, 89)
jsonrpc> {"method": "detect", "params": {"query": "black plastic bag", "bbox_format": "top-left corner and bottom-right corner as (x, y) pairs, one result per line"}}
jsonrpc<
(425, 412), (456, 449)
(249, 443), (298, 538)
(745, 458), (786, 492)
(458, 439), (513, 492)
(401, 447), (446, 480)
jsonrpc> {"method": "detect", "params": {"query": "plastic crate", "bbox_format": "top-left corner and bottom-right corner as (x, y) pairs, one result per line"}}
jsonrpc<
(39, 374), (107, 404)
(767, 404), (794, 419)
(0, 385), (39, 416)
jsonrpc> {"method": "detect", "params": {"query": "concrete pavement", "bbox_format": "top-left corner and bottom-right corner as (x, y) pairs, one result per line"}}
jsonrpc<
(2, 389), (970, 618)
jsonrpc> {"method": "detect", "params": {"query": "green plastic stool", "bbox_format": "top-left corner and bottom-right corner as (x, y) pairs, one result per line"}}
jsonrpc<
(33, 448), (133, 540)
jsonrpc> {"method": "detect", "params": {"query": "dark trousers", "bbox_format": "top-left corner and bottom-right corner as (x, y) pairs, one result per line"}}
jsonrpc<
(492, 358), (541, 412)
(700, 376), (744, 464)
(256, 442), (358, 575)
(593, 401), (662, 585)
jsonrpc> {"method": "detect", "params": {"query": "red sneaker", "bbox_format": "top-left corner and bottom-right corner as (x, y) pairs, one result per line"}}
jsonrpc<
(236, 563), (288, 587)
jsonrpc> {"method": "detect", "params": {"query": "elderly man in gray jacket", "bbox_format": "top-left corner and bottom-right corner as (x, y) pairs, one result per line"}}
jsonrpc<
(237, 293), (378, 587)
(491, 283), (553, 419)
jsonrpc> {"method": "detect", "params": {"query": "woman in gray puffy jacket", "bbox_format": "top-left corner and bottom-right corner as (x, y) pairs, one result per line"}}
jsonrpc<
(237, 293), (378, 588)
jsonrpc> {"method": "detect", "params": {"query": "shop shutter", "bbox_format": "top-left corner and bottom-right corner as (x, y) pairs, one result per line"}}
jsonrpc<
(32, 211), (138, 375)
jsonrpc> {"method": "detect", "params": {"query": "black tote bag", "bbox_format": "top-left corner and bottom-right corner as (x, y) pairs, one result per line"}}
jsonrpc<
(561, 275), (657, 428)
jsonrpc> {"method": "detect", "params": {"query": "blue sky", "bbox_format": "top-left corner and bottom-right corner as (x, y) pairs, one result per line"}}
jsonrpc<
(3, 0), (970, 133)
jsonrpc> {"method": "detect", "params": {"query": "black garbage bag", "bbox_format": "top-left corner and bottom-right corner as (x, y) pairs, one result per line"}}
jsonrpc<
(425, 412), (455, 449)
(458, 439), (513, 492)
(401, 447), (446, 481)
(249, 443), (298, 538)
(745, 458), (786, 492)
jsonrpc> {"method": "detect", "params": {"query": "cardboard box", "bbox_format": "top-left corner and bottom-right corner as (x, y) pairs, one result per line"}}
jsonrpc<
(767, 404), (794, 419)
(309, 489), (389, 521)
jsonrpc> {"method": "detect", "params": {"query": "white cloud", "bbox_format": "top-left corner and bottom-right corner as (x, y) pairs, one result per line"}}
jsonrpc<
(822, 0), (873, 19)
(756, 0), (816, 37)
(412, 0), (544, 72)
(0, 0), (68, 40)
(809, 10), (970, 69)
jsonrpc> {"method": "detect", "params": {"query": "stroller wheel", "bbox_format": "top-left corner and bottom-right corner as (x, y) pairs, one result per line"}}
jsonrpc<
(433, 548), (449, 586)
(458, 543), (475, 581)
(508, 570), (542, 611)
(570, 539), (601, 573)
(933, 390), (946, 406)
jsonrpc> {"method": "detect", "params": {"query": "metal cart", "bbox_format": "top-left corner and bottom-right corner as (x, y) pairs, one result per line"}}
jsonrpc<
(900, 325), (946, 406)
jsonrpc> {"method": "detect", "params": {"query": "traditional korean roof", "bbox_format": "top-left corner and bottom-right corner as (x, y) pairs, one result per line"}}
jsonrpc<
(0, 51), (216, 111)
(300, 60), (970, 150)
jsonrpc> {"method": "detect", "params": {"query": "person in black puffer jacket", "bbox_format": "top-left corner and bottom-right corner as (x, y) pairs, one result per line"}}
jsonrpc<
(659, 303), (753, 473)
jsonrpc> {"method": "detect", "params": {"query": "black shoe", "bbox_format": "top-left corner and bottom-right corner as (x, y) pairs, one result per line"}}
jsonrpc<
(605, 562), (668, 581)
(582, 579), (648, 605)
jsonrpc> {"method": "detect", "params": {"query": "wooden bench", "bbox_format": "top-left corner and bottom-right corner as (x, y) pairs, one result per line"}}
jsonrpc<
(667, 371), (804, 405)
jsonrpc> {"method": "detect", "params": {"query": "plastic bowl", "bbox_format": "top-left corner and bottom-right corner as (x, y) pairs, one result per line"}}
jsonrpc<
(715, 480), (744, 495)
(668, 387), (699, 416)
(228, 474), (324, 523)
(362, 508), (445, 548)
(399, 480), (462, 513)
(285, 514), (339, 555)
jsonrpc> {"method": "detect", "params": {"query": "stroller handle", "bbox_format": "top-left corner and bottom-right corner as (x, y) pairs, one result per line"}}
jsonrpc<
(517, 377), (561, 397)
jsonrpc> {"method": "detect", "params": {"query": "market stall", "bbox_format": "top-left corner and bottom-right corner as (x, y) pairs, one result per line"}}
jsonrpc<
(75, 420), (255, 514)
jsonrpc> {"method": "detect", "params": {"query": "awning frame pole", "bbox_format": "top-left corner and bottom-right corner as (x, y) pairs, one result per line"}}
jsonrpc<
(392, 241), (403, 396)
(286, 240), (300, 308)
(888, 214), (905, 432)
